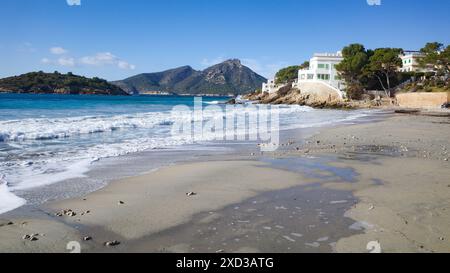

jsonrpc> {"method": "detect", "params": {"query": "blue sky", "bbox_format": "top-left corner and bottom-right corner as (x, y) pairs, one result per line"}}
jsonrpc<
(0, 0), (449, 80)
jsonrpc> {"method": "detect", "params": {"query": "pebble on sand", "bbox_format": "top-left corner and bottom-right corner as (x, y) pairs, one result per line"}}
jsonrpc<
(22, 234), (39, 241)
(104, 240), (120, 247)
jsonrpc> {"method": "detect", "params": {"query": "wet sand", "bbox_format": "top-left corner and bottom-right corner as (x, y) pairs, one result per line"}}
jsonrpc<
(1, 112), (450, 253)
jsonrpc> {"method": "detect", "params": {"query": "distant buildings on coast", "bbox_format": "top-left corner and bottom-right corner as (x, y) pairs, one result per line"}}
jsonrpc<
(261, 49), (435, 98)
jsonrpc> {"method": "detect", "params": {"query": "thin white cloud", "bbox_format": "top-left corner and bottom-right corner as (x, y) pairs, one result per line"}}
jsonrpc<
(50, 47), (68, 55)
(17, 42), (36, 53)
(41, 50), (135, 70)
(118, 61), (136, 70)
(57, 57), (75, 67)
(41, 56), (75, 67)
(80, 52), (135, 70)
(41, 58), (51, 64)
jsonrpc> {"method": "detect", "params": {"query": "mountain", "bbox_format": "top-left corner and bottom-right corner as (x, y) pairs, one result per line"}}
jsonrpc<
(112, 59), (267, 95)
(0, 71), (128, 96)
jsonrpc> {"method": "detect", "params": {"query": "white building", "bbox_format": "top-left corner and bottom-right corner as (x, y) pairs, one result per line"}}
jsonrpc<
(261, 79), (278, 94)
(399, 51), (433, 73)
(297, 51), (345, 93)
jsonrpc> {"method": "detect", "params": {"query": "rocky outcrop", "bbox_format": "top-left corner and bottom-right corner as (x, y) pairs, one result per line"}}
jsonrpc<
(243, 85), (355, 109)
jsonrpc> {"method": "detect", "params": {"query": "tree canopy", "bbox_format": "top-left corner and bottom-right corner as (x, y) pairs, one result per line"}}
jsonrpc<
(419, 42), (450, 75)
(364, 48), (403, 97)
(275, 61), (310, 84)
(275, 66), (301, 84)
(335, 44), (371, 99)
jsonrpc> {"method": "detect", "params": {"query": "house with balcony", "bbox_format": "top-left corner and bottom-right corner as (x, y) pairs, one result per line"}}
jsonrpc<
(295, 51), (346, 100)
(399, 51), (434, 73)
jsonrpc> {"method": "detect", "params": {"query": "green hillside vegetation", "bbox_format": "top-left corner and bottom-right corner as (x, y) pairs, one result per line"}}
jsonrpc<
(0, 71), (128, 96)
(275, 62), (309, 84)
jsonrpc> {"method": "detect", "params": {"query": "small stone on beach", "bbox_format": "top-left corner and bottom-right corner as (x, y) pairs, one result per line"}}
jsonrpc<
(186, 192), (197, 197)
(22, 234), (39, 241)
(83, 236), (92, 241)
(55, 209), (77, 217)
(105, 240), (120, 247)
(118, 201), (125, 205)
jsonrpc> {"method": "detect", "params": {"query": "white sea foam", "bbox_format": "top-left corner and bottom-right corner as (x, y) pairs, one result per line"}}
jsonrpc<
(0, 176), (26, 215)
(204, 101), (221, 105)
(0, 106), (313, 142)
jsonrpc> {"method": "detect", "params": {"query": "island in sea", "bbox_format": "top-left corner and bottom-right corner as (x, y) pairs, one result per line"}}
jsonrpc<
(0, 71), (128, 96)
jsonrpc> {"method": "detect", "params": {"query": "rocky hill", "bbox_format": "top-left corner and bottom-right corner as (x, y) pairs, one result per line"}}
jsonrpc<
(0, 71), (128, 96)
(112, 59), (267, 95)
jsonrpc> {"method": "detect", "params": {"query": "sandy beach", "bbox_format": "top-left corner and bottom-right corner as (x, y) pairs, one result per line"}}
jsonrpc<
(1, 111), (449, 253)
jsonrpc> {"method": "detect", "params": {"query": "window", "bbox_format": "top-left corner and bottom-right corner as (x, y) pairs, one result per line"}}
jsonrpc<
(300, 74), (306, 80)
(307, 74), (314, 80)
(335, 75), (341, 80)
(317, 74), (330, 80)
(318, 63), (329, 69)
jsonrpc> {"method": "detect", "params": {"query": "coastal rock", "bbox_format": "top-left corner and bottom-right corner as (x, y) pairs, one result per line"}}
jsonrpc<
(243, 85), (378, 109)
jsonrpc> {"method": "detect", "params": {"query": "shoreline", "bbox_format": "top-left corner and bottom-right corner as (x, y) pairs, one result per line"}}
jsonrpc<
(1, 111), (449, 253)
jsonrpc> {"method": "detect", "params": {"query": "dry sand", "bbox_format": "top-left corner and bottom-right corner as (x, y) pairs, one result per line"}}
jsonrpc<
(291, 113), (450, 252)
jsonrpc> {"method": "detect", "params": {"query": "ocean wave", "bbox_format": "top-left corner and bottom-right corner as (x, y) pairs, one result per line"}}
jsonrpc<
(204, 101), (221, 105)
(0, 105), (314, 142)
